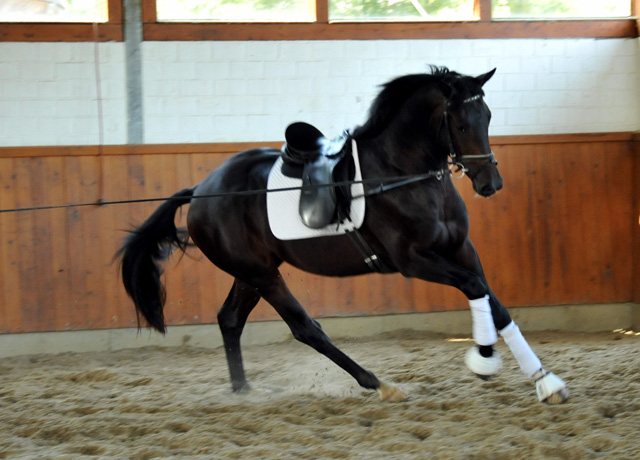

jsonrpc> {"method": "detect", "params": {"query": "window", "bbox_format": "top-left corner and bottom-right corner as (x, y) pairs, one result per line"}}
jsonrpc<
(155, 0), (479, 22)
(330, 0), (476, 22)
(0, 0), (109, 22)
(1, 1), (635, 41)
(492, 0), (631, 20)
(152, 0), (634, 23)
(144, 0), (637, 40)
(156, 0), (315, 22)
(0, 0), (121, 41)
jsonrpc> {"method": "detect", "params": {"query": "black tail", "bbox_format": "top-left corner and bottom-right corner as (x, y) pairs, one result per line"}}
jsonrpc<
(118, 187), (195, 333)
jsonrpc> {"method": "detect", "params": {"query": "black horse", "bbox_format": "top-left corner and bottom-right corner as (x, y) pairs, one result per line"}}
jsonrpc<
(119, 67), (568, 403)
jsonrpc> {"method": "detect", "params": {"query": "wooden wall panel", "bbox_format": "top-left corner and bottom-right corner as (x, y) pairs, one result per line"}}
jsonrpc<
(462, 140), (635, 308)
(634, 134), (640, 304)
(0, 135), (636, 334)
(0, 158), (21, 330)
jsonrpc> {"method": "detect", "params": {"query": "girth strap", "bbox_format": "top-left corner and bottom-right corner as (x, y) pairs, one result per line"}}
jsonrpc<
(344, 227), (393, 273)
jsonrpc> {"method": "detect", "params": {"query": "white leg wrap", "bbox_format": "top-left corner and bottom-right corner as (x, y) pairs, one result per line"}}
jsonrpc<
(499, 321), (542, 377)
(533, 369), (569, 403)
(468, 295), (497, 346)
(465, 346), (502, 377)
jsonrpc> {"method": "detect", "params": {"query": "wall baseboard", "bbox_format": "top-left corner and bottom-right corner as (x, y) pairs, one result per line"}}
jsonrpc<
(1, 303), (637, 359)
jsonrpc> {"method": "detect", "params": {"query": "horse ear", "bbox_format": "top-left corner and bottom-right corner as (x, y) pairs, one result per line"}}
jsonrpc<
(475, 68), (497, 87)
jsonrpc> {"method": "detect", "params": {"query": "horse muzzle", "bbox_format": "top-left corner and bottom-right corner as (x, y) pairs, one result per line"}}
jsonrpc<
(472, 169), (503, 197)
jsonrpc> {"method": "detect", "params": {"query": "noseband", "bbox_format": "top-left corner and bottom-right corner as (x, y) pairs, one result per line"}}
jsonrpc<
(442, 94), (497, 176)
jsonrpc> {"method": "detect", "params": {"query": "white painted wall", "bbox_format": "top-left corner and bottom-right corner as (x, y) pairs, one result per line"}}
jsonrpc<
(0, 42), (127, 146)
(0, 38), (638, 146)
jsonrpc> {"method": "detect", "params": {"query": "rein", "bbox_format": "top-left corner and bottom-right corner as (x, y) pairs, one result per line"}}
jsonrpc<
(355, 168), (449, 198)
(0, 171), (450, 214)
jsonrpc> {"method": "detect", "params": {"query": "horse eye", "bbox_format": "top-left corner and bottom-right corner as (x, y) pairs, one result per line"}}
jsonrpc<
(456, 125), (467, 133)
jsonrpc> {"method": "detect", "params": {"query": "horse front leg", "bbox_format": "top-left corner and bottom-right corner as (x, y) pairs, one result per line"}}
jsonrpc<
(406, 240), (568, 403)
(454, 241), (569, 404)
(491, 297), (569, 404)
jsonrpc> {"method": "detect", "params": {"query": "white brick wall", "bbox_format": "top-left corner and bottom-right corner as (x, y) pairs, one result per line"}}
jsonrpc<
(0, 42), (126, 146)
(1, 38), (638, 146)
(144, 38), (639, 142)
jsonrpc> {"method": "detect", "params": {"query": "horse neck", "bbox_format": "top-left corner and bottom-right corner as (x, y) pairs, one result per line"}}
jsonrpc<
(355, 126), (449, 178)
(354, 86), (450, 176)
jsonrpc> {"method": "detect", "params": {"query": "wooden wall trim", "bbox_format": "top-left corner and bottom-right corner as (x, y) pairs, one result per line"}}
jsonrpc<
(476, 0), (492, 22)
(0, 142), (281, 158)
(0, 23), (123, 42)
(108, 0), (123, 23)
(143, 19), (637, 41)
(0, 133), (635, 159)
(141, 0), (157, 23)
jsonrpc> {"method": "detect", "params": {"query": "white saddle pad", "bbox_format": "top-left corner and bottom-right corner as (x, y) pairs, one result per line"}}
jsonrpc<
(267, 139), (365, 241)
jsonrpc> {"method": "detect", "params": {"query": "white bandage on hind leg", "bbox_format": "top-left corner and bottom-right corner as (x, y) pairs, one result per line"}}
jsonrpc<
(499, 321), (542, 377)
(469, 295), (498, 346)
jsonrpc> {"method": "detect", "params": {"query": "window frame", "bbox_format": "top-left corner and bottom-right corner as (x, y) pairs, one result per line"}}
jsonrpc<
(0, 0), (123, 42)
(143, 0), (639, 40)
(0, 1), (636, 42)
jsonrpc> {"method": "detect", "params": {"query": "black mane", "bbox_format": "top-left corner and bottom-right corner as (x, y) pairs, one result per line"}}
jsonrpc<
(352, 66), (483, 140)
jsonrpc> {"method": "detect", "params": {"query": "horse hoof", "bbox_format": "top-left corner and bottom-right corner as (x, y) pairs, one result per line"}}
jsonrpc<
(378, 381), (407, 402)
(232, 383), (252, 394)
(535, 370), (569, 404)
(545, 387), (570, 405)
(465, 346), (502, 379)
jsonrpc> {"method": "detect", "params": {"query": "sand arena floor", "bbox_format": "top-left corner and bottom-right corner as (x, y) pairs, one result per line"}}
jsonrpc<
(0, 329), (639, 459)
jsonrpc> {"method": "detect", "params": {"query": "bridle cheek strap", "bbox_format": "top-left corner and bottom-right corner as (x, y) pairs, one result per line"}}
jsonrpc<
(442, 96), (497, 172)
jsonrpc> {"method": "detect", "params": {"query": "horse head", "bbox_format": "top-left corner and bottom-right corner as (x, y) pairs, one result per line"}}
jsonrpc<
(353, 67), (503, 197)
(439, 69), (503, 197)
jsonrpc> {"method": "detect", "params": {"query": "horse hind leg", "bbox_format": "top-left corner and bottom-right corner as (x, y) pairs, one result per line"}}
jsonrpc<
(256, 272), (406, 402)
(218, 279), (261, 393)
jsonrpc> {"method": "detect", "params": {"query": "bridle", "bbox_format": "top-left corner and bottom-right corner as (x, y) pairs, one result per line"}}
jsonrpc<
(441, 94), (498, 178)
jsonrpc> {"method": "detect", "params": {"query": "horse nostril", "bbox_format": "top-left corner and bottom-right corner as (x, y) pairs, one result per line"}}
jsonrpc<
(481, 185), (496, 196)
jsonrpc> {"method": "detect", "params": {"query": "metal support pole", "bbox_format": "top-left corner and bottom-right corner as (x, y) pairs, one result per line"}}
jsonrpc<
(124, 0), (144, 144)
